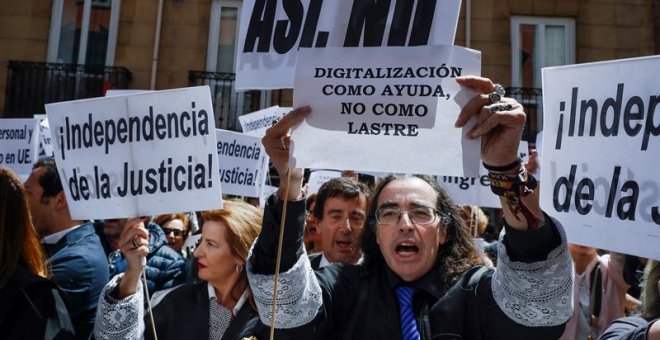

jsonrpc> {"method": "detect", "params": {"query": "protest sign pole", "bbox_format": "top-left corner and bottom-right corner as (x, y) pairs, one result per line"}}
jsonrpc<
(143, 265), (159, 340)
(270, 169), (291, 340)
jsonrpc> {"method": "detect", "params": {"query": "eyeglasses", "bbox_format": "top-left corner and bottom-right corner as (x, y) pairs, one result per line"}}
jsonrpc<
(163, 227), (185, 237)
(375, 206), (439, 225)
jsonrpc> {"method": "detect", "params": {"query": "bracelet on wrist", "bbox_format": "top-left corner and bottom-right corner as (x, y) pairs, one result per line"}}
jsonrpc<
(483, 157), (522, 173)
(488, 166), (540, 230)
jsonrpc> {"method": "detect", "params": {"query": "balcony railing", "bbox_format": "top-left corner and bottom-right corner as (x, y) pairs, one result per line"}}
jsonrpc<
(4, 60), (132, 118)
(188, 71), (257, 131)
(506, 87), (543, 146)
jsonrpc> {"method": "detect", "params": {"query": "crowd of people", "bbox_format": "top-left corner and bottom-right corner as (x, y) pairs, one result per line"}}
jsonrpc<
(1, 75), (658, 339)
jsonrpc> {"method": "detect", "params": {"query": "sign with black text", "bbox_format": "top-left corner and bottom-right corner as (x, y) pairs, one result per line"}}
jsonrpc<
(216, 129), (269, 197)
(0, 118), (35, 179)
(541, 56), (660, 260)
(439, 142), (530, 208)
(238, 106), (291, 137)
(45, 87), (222, 220)
(236, 0), (461, 89)
(290, 45), (481, 176)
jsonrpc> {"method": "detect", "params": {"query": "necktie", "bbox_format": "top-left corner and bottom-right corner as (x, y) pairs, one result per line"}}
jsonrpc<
(395, 285), (421, 340)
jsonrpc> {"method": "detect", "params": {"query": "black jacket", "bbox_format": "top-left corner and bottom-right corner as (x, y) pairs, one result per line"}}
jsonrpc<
(0, 267), (74, 339)
(250, 195), (570, 340)
(143, 282), (270, 340)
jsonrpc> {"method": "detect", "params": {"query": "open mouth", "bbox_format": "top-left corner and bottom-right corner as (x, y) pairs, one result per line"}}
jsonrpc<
(336, 240), (353, 251)
(395, 242), (419, 257)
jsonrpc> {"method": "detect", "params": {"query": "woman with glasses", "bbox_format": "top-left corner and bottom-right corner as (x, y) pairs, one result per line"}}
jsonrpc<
(153, 213), (190, 255)
(94, 200), (270, 339)
(246, 76), (573, 339)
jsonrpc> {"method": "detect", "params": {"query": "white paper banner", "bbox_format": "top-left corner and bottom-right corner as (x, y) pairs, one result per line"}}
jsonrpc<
(33, 114), (55, 161)
(541, 55), (660, 260)
(236, 0), (461, 90)
(439, 142), (530, 208)
(307, 170), (342, 194)
(0, 118), (36, 179)
(238, 106), (291, 137)
(45, 86), (223, 220)
(216, 129), (269, 197)
(290, 45), (481, 176)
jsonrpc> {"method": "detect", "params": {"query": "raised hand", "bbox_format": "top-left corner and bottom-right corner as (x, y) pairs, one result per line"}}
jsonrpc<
(454, 76), (526, 170)
(262, 106), (311, 200)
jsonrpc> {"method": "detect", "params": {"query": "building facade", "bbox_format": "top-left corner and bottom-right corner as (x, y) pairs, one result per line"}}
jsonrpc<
(1, 0), (658, 138)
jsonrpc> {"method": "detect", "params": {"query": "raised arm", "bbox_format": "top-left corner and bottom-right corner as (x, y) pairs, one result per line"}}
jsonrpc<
(247, 106), (323, 329)
(455, 76), (573, 329)
(455, 76), (543, 231)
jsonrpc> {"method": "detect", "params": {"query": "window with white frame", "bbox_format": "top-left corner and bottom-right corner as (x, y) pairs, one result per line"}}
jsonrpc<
(511, 17), (575, 89)
(47, 0), (121, 66)
(207, 0), (269, 129)
(511, 16), (575, 140)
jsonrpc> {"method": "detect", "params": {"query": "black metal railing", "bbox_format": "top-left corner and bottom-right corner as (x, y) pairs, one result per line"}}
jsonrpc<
(4, 60), (132, 118)
(506, 87), (543, 146)
(188, 70), (289, 131)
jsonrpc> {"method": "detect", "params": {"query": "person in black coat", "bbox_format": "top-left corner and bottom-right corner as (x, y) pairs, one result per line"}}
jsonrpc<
(94, 200), (271, 339)
(0, 166), (74, 339)
(247, 76), (574, 339)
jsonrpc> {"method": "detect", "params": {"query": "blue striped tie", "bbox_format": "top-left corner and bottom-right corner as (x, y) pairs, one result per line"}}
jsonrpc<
(395, 285), (420, 340)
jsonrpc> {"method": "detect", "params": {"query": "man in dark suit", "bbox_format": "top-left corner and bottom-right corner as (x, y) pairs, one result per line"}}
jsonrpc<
(307, 177), (369, 270)
(25, 157), (109, 339)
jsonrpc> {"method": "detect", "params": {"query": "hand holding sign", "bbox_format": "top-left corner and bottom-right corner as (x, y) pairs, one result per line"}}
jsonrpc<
(455, 76), (526, 169)
(262, 106), (310, 200)
(116, 217), (150, 299)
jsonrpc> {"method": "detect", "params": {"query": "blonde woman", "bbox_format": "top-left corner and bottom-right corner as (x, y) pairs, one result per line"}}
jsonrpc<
(94, 200), (270, 339)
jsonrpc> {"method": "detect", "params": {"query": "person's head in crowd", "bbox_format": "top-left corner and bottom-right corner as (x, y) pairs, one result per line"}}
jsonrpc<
(361, 174), (484, 286)
(0, 167), (47, 286)
(641, 260), (660, 319)
(154, 213), (190, 252)
(24, 157), (80, 237)
(246, 197), (260, 208)
(304, 193), (321, 253)
(459, 205), (489, 238)
(313, 177), (369, 264)
(568, 243), (598, 274)
(196, 200), (262, 298)
(103, 218), (128, 251)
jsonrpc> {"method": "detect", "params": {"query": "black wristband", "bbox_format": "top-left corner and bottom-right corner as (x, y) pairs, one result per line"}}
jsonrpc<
(483, 157), (522, 172)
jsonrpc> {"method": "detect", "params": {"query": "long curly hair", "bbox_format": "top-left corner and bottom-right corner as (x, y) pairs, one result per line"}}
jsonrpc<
(361, 174), (484, 293)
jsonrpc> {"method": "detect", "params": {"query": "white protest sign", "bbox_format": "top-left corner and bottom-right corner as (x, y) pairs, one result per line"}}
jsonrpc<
(236, 0), (461, 90)
(46, 86), (223, 220)
(0, 118), (35, 178)
(307, 170), (342, 194)
(439, 142), (530, 208)
(541, 55), (660, 260)
(33, 114), (55, 160)
(290, 45), (481, 176)
(238, 106), (291, 137)
(216, 129), (269, 197)
(182, 234), (202, 256)
(105, 89), (153, 97)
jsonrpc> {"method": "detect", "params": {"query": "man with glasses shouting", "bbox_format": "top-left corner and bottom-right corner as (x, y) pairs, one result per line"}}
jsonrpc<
(247, 76), (573, 339)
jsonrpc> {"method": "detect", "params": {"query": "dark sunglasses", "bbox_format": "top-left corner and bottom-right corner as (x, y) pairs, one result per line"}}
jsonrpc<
(163, 227), (185, 237)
